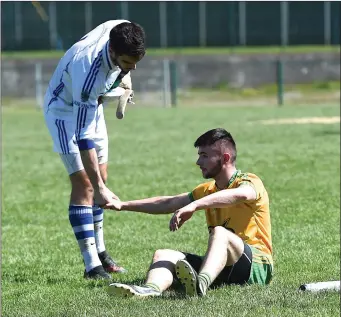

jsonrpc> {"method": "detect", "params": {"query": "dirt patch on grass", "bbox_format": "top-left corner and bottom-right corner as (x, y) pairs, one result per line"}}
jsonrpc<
(257, 116), (340, 125)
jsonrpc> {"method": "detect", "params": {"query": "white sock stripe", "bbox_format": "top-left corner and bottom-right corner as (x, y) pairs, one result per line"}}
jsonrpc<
(69, 208), (93, 215)
(78, 237), (102, 272)
(93, 215), (104, 222)
(73, 224), (94, 233)
(94, 219), (105, 253)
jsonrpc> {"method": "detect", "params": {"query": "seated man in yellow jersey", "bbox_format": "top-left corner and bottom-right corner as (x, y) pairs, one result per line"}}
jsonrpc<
(106, 128), (273, 297)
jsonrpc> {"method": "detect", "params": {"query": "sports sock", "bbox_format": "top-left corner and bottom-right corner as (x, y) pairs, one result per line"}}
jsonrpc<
(145, 282), (162, 293)
(69, 205), (102, 272)
(198, 272), (212, 295)
(93, 205), (106, 254)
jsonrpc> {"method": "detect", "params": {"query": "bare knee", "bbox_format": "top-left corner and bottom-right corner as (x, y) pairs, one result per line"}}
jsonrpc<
(210, 226), (230, 242)
(210, 226), (243, 248)
(152, 249), (185, 264)
(153, 249), (173, 262)
(210, 226), (244, 265)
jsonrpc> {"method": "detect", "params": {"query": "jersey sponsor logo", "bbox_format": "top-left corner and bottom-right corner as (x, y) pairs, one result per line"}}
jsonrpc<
(207, 217), (235, 234)
(222, 217), (236, 233)
(222, 217), (231, 228)
(73, 100), (96, 109)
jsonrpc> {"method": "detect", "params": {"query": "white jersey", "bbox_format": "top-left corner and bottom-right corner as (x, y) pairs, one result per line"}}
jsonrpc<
(44, 20), (130, 143)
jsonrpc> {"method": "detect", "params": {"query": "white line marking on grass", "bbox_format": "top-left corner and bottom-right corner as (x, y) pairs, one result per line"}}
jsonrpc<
(255, 116), (340, 125)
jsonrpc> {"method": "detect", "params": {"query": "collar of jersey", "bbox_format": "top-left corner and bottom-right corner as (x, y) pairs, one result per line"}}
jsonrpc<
(212, 169), (241, 191)
(103, 40), (118, 71)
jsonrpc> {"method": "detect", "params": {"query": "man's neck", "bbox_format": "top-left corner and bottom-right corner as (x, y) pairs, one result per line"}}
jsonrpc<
(214, 167), (237, 190)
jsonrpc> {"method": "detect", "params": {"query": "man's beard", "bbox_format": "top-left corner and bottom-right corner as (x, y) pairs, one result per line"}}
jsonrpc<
(203, 160), (223, 179)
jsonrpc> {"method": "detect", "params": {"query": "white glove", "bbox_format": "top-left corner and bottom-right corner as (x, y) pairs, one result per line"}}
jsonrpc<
(116, 72), (134, 119)
(116, 89), (134, 119)
(99, 72), (134, 120)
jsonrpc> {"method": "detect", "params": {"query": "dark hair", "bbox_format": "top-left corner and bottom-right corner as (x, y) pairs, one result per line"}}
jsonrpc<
(109, 22), (146, 56)
(194, 128), (237, 163)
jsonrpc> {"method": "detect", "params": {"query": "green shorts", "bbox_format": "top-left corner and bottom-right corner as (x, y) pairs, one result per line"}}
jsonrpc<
(182, 244), (273, 287)
(247, 246), (273, 285)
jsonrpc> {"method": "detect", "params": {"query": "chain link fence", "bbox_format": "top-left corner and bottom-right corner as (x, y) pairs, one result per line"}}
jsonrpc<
(2, 53), (340, 108)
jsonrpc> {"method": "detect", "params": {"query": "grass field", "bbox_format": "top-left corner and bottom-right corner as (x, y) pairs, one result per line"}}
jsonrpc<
(2, 103), (340, 317)
(1, 45), (340, 59)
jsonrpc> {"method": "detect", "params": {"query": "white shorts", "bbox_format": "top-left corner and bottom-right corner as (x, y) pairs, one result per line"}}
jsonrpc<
(44, 103), (108, 175)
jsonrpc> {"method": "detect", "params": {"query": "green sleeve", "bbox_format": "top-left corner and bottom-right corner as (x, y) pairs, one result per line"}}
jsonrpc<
(188, 192), (195, 202)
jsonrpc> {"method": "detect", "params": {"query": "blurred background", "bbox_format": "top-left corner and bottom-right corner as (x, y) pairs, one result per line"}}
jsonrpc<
(1, 1), (340, 107)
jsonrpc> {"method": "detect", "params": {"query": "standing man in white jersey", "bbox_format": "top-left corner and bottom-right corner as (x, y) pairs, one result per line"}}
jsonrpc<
(43, 20), (146, 280)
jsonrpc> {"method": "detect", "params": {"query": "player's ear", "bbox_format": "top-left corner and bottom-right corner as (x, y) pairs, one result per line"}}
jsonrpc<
(223, 153), (231, 164)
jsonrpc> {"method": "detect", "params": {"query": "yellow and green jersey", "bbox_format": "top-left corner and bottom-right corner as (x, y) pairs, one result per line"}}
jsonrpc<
(189, 170), (273, 267)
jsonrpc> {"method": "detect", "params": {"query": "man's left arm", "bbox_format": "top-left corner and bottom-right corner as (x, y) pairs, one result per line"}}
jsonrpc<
(116, 72), (134, 119)
(169, 186), (257, 231)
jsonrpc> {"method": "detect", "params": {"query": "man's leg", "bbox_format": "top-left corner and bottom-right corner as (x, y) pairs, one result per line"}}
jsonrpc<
(91, 104), (126, 273)
(144, 249), (186, 291)
(67, 165), (110, 280)
(176, 226), (245, 296)
(93, 163), (108, 255)
(91, 162), (127, 273)
(44, 110), (109, 279)
(108, 249), (186, 297)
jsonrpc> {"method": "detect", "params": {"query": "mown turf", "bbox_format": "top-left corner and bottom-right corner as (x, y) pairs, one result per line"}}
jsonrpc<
(2, 103), (340, 317)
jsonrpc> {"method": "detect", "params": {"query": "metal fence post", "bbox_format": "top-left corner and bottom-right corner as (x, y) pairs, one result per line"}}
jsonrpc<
(199, 1), (207, 47)
(48, 1), (57, 49)
(238, 1), (246, 46)
(162, 59), (171, 108)
(176, 2), (183, 47)
(159, 2), (168, 48)
(14, 2), (23, 50)
(228, 2), (236, 47)
(280, 1), (289, 46)
(276, 59), (284, 106)
(170, 61), (177, 107)
(120, 1), (129, 20)
(324, 1), (331, 45)
(85, 1), (92, 33)
(35, 63), (43, 108)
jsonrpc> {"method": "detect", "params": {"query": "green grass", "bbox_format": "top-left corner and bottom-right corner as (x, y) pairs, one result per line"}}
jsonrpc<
(2, 103), (340, 317)
(182, 81), (340, 105)
(209, 81), (341, 94)
(1, 45), (340, 59)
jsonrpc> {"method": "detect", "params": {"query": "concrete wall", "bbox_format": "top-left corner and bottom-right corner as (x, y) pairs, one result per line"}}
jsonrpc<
(2, 52), (340, 99)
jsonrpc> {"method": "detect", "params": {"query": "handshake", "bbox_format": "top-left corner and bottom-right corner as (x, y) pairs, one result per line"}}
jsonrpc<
(94, 186), (122, 211)
(104, 199), (122, 211)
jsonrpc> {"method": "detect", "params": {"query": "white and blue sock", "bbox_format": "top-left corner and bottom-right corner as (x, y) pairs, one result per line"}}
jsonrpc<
(69, 205), (102, 272)
(93, 205), (106, 254)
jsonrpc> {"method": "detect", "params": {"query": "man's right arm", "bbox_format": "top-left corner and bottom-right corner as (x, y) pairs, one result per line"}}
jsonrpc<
(120, 193), (192, 214)
(71, 59), (118, 204)
(79, 147), (105, 192)
(72, 95), (103, 193)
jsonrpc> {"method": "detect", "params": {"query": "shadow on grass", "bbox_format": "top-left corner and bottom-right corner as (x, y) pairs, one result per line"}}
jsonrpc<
(3, 271), (72, 285)
(84, 276), (194, 300)
(314, 129), (340, 136)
